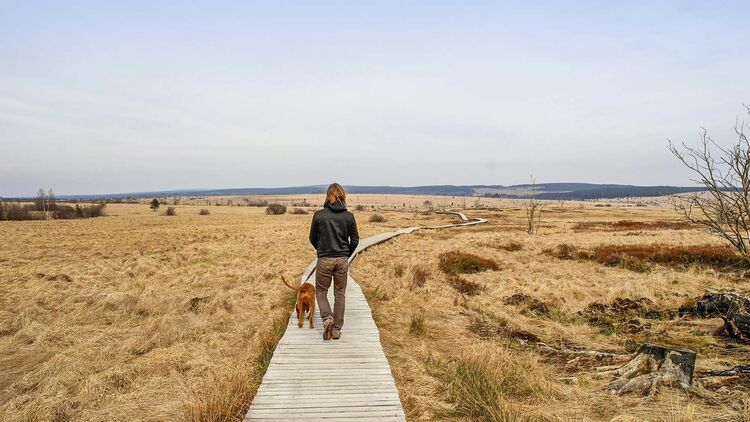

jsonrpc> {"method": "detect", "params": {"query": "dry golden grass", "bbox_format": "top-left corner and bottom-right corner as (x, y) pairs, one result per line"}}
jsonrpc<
(0, 201), (455, 421)
(4, 196), (750, 421)
(350, 203), (750, 421)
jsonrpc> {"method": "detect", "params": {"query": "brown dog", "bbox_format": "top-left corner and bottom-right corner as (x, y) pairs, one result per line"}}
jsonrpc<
(281, 276), (316, 329)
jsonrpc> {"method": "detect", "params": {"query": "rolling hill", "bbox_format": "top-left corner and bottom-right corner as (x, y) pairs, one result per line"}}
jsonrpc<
(3, 183), (704, 201)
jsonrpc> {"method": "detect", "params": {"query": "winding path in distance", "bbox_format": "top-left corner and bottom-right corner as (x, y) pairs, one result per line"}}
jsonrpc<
(244, 211), (486, 421)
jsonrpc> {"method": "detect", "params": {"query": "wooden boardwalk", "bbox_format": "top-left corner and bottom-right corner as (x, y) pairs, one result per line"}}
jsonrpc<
(244, 211), (486, 421)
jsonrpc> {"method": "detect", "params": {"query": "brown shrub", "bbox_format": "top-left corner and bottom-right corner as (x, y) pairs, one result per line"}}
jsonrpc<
(245, 199), (269, 207)
(545, 242), (741, 270)
(468, 316), (508, 338)
(573, 220), (693, 232)
(592, 244), (740, 268)
(0, 203), (44, 221)
(411, 266), (430, 288)
(468, 316), (541, 343)
(614, 220), (692, 230)
(265, 203), (287, 215)
(439, 251), (498, 275)
(503, 293), (552, 316)
(165, 206), (177, 216)
(393, 264), (405, 277)
(81, 203), (106, 218)
(578, 297), (675, 335)
(290, 208), (308, 215)
(542, 244), (589, 261)
(369, 214), (387, 223)
(53, 204), (76, 219)
(199, 209), (210, 215)
(449, 276), (483, 295)
(497, 241), (523, 252)
(354, 204), (366, 211)
(45, 203), (106, 219)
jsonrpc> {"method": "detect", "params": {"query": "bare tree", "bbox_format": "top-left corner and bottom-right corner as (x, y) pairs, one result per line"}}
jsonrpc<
(35, 188), (47, 212)
(47, 188), (56, 211)
(526, 177), (545, 235)
(669, 105), (750, 261)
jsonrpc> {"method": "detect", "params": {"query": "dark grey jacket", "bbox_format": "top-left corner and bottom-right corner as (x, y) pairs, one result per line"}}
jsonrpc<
(309, 201), (359, 258)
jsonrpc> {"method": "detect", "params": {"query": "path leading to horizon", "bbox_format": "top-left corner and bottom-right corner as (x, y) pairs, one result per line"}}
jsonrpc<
(244, 212), (486, 421)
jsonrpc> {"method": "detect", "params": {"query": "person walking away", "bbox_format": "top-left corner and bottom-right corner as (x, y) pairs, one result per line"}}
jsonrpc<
(309, 183), (359, 340)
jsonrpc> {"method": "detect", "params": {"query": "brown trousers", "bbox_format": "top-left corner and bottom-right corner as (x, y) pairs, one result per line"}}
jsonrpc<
(315, 257), (348, 331)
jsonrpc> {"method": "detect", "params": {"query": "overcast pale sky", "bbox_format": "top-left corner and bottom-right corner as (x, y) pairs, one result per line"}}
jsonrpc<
(1, 1), (749, 196)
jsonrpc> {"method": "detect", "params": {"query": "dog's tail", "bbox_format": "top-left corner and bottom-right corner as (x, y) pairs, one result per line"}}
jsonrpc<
(280, 275), (300, 291)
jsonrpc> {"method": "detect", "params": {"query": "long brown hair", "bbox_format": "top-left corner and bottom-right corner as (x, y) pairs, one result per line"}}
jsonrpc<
(325, 183), (346, 205)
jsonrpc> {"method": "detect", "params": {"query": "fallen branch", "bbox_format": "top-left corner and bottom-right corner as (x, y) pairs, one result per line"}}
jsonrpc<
(701, 365), (750, 377)
(696, 292), (750, 343)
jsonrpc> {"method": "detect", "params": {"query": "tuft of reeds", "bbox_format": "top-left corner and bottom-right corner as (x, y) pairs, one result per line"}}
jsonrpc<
(409, 312), (427, 336)
(442, 348), (559, 421)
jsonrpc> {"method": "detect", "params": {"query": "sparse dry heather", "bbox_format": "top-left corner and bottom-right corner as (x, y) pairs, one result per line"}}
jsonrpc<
(0, 202), (456, 421)
(351, 204), (750, 421)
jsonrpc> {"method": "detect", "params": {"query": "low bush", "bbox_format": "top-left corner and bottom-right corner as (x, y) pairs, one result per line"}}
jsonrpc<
(354, 204), (366, 211)
(438, 251), (498, 274)
(245, 199), (269, 207)
(265, 203), (287, 215)
(498, 241), (523, 252)
(369, 214), (387, 223)
(545, 242), (742, 271)
(449, 276), (484, 295)
(165, 206), (177, 216)
(573, 220), (693, 232)
(0, 203), (41, 220)
(53, 205), (76, 219)
(0, 202), (105, 220)
(290, 208), (309, 215)
(199, 209), (210, 215)
(503, 293), (552, 317)
(542, 244), (586, 261)
(82, 203), (106, 218)
(411, 266), (430, 288)
(593, 244), (739, 268)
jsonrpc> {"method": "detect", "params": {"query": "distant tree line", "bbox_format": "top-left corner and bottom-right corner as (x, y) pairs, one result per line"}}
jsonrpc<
(0, 188), (106, 221)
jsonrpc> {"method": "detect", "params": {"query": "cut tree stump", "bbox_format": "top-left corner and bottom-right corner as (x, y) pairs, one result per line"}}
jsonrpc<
(696, 292), (750, 343)
(603, 343), (712, 399)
